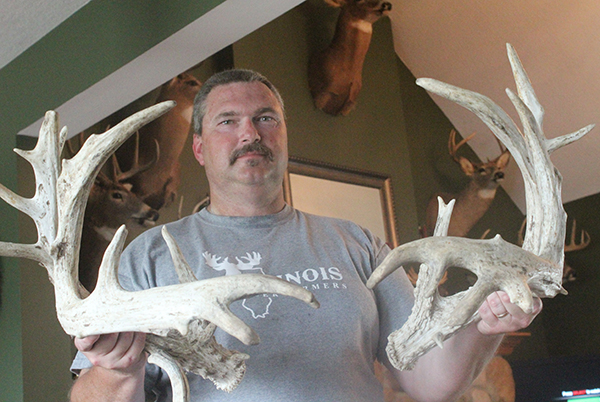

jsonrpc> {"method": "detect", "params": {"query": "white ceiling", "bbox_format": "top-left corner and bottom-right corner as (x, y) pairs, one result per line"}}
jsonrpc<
(3, 0), (600, 212)
(388, 0), (600, 211)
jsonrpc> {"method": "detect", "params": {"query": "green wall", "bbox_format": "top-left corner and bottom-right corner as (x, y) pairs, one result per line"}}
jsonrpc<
(0, 140), (22, 402)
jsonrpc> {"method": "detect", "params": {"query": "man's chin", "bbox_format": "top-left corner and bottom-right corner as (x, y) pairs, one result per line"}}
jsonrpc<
(234, 164), (285, 185)
(245, 158), (263, 168)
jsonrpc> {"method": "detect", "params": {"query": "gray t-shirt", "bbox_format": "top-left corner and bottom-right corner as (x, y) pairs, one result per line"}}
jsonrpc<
(72, 205), (414, 401)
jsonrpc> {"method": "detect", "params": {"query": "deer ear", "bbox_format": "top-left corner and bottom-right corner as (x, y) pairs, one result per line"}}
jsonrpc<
(496, 151), (511, 168)
(458, 156), (475, 176)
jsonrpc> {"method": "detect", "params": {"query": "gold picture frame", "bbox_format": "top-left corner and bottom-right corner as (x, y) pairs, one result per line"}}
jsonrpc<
(283, 157), (398, 247)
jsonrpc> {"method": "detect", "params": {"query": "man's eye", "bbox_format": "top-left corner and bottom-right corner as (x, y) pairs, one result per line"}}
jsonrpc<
(219, 119), (233, 125)
(257, 116), (277, 123)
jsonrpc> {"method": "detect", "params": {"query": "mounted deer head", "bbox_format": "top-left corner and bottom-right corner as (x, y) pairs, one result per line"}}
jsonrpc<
(367, 44), (593, 370)
(424, 130), (511, 237)
(79, 136), (160, 291)
(308, 0), (392, 115)
(0, 103), (318, 400)
(116, 72), (201, 210)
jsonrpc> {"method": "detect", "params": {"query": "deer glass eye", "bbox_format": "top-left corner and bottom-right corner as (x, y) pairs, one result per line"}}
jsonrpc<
(112, 192), (123, 200)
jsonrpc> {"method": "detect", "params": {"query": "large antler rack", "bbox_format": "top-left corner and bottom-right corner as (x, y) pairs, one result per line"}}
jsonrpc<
(367, 44), (594, 370)
(0, 102), (319, 400)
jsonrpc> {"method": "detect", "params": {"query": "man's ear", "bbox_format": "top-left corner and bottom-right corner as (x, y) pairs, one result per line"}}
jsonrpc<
(192, 134), (205, 166)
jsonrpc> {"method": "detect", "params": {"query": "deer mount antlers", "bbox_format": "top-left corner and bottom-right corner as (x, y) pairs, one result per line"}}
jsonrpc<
(367, 44), (594, 370)
(0, 102), (318, 400)
(71, 132), (160, 291)
(424, 129), (511, 237)
(519, 218), (591, 284)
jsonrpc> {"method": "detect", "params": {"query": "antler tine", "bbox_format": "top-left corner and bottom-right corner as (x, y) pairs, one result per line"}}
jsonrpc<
(494, 135), (508, 156)
(547, 124), (595, 155)
(448, 129), (476, 162)
(65, 131), (85, 159)
(433, 197), (454, 237)
(115, 133), (160, 182)
(0, 237), (52, 266)
(18, 111), (62, 242)
(507, 43), (544, 130)
(564, 219), (591, 252)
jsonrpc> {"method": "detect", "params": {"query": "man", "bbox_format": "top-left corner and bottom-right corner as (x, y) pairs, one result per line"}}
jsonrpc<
(70, 69), (541, 402)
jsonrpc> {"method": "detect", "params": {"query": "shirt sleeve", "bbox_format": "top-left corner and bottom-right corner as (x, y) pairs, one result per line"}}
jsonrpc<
(70, 350), (93, 374)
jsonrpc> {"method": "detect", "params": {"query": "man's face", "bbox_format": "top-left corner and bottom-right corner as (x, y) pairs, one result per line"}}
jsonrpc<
(192, 81), (288, 191)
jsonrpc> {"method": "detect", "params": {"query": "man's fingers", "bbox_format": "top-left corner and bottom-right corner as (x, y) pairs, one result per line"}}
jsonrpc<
(122, 332), (147, 368)
(109, 332), (146, 363)
(74, 334), (101, 352)
(486, 291), (510, 319)
(477, 291), (543, 335)
(87, 333), (120, 356)
(75, 332), (147, 371)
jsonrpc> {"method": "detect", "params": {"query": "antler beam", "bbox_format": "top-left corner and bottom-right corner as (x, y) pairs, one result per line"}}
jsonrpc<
(367, 44), (594, 370)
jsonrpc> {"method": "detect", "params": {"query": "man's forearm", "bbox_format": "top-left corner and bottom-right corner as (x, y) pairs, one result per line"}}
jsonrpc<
(395, 322), (503, 402)
(70, 365), (146, 402)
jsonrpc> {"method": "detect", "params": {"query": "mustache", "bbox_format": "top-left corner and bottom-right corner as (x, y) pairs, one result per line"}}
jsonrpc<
(229, 142), (275, 165)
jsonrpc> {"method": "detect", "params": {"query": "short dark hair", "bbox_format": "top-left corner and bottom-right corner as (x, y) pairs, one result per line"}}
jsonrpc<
(192, 69), (285, 135)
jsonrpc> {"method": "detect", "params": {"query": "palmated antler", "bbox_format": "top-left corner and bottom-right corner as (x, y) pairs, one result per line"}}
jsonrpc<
(0, 104), (319, 400)
(367, 44), (594, 370)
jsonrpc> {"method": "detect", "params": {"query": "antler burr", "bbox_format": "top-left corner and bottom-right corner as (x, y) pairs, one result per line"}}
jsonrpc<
(0, 103), (319, 400)
(367, 44), (594, 370)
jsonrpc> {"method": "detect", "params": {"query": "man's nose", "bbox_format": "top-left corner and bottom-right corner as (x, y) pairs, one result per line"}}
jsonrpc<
(240, 118), (261, 143)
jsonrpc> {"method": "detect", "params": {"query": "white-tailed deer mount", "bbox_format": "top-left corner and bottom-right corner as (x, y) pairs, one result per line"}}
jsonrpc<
(0, 103), (318, 401)
(367, 44), (594, 370)
(80, 146), (159, 291)
(308, 0), (392, 116)
(519, 218), (591, 284)
(116, 72), (201, 210)
(424, 130), (511, 237)
(66, 132), (160, 291)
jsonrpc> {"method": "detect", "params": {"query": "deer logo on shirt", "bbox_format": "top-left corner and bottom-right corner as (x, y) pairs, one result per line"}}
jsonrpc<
(203, 252), (265, 275)
(203, 251), (272, 318)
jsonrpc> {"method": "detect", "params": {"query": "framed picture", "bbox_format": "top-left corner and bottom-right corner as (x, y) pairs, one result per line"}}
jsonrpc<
(283, 157), (398, 247)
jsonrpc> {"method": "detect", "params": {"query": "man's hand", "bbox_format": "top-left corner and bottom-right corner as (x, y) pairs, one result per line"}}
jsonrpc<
(477, 291), (543, 335)
(74, 332), (147, 374)
(70, 332), (148, 402)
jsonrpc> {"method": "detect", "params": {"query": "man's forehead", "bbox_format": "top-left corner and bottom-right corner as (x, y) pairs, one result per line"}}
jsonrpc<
(207, 82), (280, 109)
(210, 82), (274, 102)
